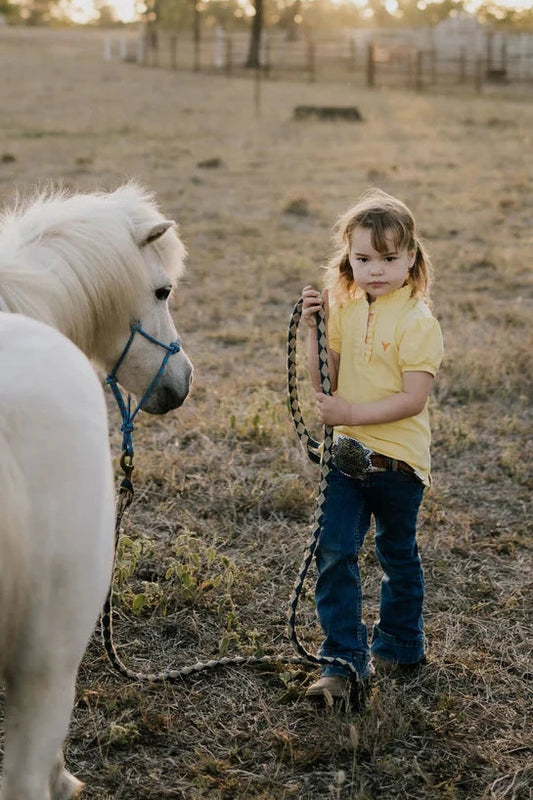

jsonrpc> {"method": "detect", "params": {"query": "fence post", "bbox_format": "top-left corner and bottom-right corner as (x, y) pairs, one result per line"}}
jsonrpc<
(349, 38), (356, 72)
(307, 40), (316, 83)
(458, 47), (466, 83)
(225, 35), (233, 76)
(193, 2), (201, 72)
(486, 31), (493, 75)
(407, 48), (414, 89)
(254, 64), (262, 117)
(170, 34), (177, 70)
(263, 34), (271, 77)
(214, 25), (224, 69)
(501, 38), (507, 77)
(137, 30), (145, 65)
(474, 56), (483, 93)
(415, 50), (423, 92)
(430, 48), (437, 85)
(367, 42), (375, 88)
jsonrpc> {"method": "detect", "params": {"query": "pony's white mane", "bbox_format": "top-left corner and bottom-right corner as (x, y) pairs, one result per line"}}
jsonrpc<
(0, 183), (186, 359)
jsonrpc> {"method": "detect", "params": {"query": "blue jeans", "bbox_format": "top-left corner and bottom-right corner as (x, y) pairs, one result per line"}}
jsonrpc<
(315, 466), (425, 679)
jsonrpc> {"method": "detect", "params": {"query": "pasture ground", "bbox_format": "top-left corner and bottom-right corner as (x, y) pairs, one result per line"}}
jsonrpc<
(0, 26), (532, 800)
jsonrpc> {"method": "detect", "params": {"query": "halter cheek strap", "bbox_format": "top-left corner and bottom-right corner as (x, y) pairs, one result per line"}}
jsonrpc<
(105, 321), (181, 457)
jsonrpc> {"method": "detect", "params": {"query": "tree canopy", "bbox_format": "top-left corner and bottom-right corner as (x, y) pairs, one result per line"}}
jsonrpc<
(3, 0), (533, 30)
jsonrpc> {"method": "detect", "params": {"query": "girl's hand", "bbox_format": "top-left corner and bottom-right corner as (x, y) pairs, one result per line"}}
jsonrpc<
(302, 285), (329, 330)
(315, 392), (353, 427)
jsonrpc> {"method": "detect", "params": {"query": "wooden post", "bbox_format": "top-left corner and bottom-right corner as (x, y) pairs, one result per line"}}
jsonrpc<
(254, 64), (262, 117)
(474, 56), (483, 93)
(137, 34), (145, 65)
(263, 34), (271, 77)
(349, 38), (356, 72)
(170, 34), (177, 70)
(407, 48), (414, 89)
(501, 38), (507, 77)
(225, 35), (233, 76)
(430, 48), (436, 85)
(486, 32), (493, 76)
(367, 42), (375, 88)
(415, 50), (423, 92)
(458, 47), (466, 84)
(307, 40), (316, 83)
(193, 1), (201, 72)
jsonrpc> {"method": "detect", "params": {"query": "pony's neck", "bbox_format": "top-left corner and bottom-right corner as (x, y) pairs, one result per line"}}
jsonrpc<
(0, 276), (96, 358)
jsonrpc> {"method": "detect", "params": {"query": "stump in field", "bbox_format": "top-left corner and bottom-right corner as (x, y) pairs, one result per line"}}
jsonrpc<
(294, 105), (363, 122)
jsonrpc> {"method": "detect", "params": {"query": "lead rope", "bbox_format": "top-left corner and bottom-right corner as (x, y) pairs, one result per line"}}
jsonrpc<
(101, 297), (359, 682)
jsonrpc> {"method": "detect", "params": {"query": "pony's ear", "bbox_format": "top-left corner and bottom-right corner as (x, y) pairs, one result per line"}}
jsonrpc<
(138, 221), (175, 247)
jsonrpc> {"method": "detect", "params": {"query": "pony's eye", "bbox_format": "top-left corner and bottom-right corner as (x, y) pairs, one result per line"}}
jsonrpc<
(155, 286), (171, 301)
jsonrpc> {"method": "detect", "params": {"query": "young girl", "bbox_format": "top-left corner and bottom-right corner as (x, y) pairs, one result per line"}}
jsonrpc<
(301, 188), (443, 707)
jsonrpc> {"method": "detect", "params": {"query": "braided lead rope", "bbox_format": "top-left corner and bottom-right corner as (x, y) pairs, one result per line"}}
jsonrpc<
(101, 296), (359, 682)
(285, 298), (358, 676)
(286, 300), (321, 465)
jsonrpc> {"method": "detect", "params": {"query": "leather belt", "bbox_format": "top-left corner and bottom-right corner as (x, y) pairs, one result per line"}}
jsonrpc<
(370, 453), (416, 477)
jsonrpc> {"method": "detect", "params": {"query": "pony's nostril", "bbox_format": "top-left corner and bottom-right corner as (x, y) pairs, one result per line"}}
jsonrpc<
(164, 385), (186, 410)
(141, 383), (188, 415)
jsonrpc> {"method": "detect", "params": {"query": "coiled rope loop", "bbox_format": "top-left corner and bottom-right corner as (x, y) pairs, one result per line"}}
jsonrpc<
(101, 297), (359, 682)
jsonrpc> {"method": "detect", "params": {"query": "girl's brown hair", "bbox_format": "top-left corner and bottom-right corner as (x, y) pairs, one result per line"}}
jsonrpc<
(324, 188), (433, 305)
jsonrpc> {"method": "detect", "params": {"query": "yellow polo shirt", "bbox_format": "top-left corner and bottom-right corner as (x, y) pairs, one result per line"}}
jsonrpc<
(328, 285), (443, 485)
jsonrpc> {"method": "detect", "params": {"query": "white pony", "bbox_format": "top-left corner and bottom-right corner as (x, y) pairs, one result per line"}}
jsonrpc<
(0, 184), (193, 799)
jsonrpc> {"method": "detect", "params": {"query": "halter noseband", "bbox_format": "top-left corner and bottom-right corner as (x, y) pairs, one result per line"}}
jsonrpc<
(105, 321), (182, 457)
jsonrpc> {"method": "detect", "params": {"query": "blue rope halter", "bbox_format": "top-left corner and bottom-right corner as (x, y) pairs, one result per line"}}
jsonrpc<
(105, 321), (182, 458)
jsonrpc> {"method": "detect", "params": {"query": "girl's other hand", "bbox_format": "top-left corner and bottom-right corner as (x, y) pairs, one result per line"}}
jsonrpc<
(315, 392), (352, 427)
(302, 285), (328, 329)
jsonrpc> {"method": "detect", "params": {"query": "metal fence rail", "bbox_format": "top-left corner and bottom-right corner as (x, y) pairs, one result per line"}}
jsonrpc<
(105, 28), (533, 95)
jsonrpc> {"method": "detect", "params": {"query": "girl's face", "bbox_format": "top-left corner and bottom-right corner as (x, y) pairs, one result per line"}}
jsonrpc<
(348, 226), (414, 300)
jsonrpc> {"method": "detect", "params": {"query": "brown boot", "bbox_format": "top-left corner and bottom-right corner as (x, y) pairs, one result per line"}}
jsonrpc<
(305, 675), (369, 711)
(305, 676), (351, 708)
(373, 655), (428, 677)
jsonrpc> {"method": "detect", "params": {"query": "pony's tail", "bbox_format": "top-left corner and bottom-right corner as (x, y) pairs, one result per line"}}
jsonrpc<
(0, 432), (30, 671)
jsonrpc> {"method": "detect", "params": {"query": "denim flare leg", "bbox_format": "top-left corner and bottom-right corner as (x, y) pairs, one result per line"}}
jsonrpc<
(315, 466), (425, 679)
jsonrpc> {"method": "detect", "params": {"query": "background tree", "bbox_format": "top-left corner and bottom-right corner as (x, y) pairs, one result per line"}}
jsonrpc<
(300, 0), (361, 36)
(14, 0), (56, 23)
(366, 0), (393, 27)
(245, 0), (263, 68)
(0, 0), (22, 20)
(93, 0), (118, 25)
(279, 0), (301, 41)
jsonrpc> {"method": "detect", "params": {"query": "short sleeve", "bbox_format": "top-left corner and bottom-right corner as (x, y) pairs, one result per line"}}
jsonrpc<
(398, 314), (444, 376)
(327, 303), (341, 353)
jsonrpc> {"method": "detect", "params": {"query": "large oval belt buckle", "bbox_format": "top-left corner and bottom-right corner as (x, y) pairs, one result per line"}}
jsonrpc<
(332, 435), (373, 479)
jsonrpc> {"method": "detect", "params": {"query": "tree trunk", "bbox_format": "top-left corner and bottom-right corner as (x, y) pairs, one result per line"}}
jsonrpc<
(245, 0), (263, 69)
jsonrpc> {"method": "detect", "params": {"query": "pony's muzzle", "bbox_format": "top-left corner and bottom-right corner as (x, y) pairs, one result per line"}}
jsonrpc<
(140, 358), (193, 415)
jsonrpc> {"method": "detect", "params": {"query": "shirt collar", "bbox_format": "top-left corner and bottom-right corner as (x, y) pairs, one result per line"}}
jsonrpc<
(356, 284), (414, 307)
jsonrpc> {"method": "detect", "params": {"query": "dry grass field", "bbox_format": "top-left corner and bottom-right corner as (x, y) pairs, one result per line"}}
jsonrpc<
(1, 26), (532, 800)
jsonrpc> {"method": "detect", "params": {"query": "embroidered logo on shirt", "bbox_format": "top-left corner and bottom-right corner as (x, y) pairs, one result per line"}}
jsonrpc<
(381, 341), (391, 351)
